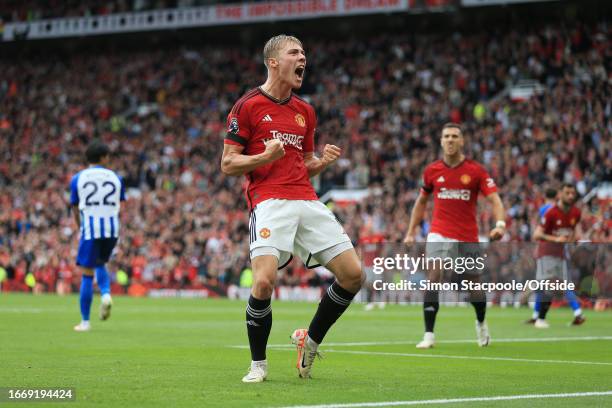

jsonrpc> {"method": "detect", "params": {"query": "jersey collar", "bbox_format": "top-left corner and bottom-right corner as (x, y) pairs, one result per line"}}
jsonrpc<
(441, 157), (466, 169)
(258, 87), (292, 105)
(556, 201), (573, 214)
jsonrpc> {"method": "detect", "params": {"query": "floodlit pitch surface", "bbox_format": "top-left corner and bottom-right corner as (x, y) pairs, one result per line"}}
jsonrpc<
(1, 294), (611, 407)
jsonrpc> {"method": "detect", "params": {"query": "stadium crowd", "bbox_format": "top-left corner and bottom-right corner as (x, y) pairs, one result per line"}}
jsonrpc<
(2, 0), (304, 23)
(0, 21), (610, 293)
(4, 0), (147, 22)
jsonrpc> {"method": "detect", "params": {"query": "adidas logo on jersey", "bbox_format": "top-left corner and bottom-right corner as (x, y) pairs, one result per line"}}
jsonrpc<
(437, 176), (445, 183)
(262, 115), (272, 122)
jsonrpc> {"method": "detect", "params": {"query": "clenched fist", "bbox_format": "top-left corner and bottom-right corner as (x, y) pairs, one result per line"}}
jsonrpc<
(263, 139), (285, 162)
(321, 144), (342, 166)
(403, 234), (416, 245)
(489, 227), (504, 241)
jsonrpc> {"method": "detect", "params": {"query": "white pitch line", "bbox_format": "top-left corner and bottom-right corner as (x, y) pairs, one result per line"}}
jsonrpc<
(229, 336), (612, 349)
(0, 307), (45, 313)
(277, 391), (612, 408)
(438, 336), (612, 344)
(324, 349), (612, 366)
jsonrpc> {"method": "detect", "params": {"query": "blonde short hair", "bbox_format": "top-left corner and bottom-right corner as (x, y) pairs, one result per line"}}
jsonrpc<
(263, 34), (303, 68)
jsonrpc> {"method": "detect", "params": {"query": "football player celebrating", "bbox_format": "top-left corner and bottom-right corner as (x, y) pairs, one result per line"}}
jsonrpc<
(221, 35), (364, 382)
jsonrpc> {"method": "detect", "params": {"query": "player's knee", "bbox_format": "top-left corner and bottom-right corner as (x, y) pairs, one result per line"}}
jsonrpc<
(540, 290), (553, 303)
(252, 275), (275, 298)
(358, 270), (367, 287)
(326, 249), (364, 292)
(338, 268), (364, 292)
(424, 290), (439, 303)
(80, 267), (94, 277)
(469, 290), (486, 303)
(428, 269), (442, 282)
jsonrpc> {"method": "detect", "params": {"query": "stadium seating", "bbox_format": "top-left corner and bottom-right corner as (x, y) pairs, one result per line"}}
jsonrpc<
(0, 22), (609, 292)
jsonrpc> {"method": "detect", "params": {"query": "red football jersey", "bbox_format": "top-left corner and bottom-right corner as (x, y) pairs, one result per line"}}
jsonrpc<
(224, 88), (318, 209)
(421, 159), (497, 242)
(536, 204), (581, 258)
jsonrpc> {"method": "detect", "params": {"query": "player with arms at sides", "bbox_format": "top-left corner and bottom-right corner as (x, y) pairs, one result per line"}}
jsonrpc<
(525, 187), (585, 326)
(221, 35), (364, 383)
(531, 183), (585, 328)
(403, 123), (506, 348)
(70, 139), (125, 332)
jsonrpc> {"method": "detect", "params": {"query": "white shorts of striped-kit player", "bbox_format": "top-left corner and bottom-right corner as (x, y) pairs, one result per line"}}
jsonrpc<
(249, 199), (353, 269)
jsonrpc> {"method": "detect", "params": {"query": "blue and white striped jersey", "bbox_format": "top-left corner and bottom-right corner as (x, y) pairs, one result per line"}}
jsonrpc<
(70, 166), (125, 241)
(538, 203), (553, 219)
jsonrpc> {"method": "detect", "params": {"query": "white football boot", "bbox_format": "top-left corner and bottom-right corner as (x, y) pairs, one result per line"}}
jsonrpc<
(416, 332), (435, 349)
(476, 320), (490, 347)
(241, 360), (268, 383)
(73, 321), (91, 332)
(534, 319), (550, 329)
(291, 329), (322, 379)
(99, 294), (112, 321)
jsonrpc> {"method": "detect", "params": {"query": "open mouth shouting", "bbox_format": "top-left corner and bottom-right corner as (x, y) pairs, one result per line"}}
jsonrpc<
(295, 66), (305, 80)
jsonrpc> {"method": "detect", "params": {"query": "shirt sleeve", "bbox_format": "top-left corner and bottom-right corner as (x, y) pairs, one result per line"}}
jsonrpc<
(70, 173), (80, 205)
(478, 166), (498, 196)
(224, 101), (252, 148)
(420, 167), (433, 195)
(540, 209), (553, 232)
(538, 204), (551, 218)
(303, 106), (316, 153)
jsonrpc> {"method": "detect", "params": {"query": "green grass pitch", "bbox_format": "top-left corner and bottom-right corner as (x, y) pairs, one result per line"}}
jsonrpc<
(1, 294), (611, 407)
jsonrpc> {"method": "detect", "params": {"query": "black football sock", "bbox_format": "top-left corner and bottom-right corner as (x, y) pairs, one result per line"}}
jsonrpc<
(470, 291), (487, 323)
(423, 290), (440, 333)
(538, 291), (552, 320)
(246, 295), (272, 361)
(308, 281), (357, 344)
(538, 302), (551, 319)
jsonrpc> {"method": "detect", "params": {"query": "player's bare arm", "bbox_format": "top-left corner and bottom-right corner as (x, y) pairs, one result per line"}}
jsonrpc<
(221, 140), (285, 176)
(404, 191), (430, 244)
(72, 204), (80, 227)
(486, 192), (506, 241)
(304, 144), (341, 177)
(533, 225), (568, 243)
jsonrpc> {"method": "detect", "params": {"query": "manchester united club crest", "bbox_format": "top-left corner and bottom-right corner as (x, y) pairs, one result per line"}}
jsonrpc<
(259, 228), (271, 239)
(570, 218), (576, 226)
(295, 114), (306, 127)
(460, 174), (471, 185)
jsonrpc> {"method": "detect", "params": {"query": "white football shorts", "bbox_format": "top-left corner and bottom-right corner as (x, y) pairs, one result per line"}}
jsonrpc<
(425, 232), (484, 275)
(249, 199), (353, 269)
(536, 256), (569, 281)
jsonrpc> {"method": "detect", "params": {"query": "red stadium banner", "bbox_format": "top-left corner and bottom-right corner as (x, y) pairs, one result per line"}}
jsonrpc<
(2, 0), (411, 41)
(462, 0), (558, 6)
(215, 0), (408, 23)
